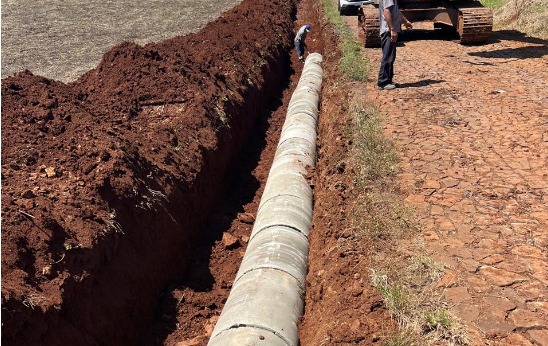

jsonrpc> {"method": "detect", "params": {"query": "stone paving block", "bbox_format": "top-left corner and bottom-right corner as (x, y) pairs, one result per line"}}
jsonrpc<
(482, 296), (517, 313)
(437, 217), (456, 231)
(444, 286), (470, 303)
(477, 238), (507, 252)
(466, 276), (492, 294)
(481, 254), (506, 265)
(446, 246), (473, 260)
(441, 177), (460, 188)
(444, 237), (466, 248)
(423, 230), (439, 242)
(472, 247), (495, 261)
(460, 258), (481, 273)
(476, 311), (515, 335)
(431, 205), (445, 215)
(514, 282), (545, 302)
(527, 329), (548, 346)
(455, 232), (476, 245)
(365, 32), (548, 345)
(497, 259), (531, 276)
(452, 303), (480, 323)
(480, 266), (528, 287)
(511, 245), (545, 259)
(501, 333), (535, 346)
(450, 200), (476, 213)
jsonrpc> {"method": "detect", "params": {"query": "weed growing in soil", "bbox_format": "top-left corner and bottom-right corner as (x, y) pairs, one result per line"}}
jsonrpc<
(340, 39), (369, 81)
(22, 294), (45, 310)
(348, 98), (470, 345)
(369, 254), (471, 345)
(370, 272), (411, 318)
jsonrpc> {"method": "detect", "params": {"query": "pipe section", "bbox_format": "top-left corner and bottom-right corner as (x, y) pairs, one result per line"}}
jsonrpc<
(207, 52), (323, 346)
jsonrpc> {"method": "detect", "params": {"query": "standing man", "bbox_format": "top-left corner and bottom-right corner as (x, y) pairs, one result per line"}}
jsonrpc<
(377, 0), (412, 90)
(295, 24), (311, 63)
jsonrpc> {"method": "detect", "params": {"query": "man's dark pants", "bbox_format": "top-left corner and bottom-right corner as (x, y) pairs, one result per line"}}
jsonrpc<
(295, 41), (304, 58)
(377, 31), (397, 87)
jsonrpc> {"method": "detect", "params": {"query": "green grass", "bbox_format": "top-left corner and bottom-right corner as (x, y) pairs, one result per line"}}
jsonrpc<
(371, 273), (411, 318)
(340, 38), (369, 81)
(322, 0), (369, 81)
(369, 256), (469, 345)
(480, 0), (505, 9)
(425, 310), (455, 331)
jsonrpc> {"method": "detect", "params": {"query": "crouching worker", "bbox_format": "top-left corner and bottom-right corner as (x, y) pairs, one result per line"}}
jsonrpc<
(294, 24), (311, 63)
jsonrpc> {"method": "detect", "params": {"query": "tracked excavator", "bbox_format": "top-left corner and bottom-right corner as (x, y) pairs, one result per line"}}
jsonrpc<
(358, 0), (492, 47)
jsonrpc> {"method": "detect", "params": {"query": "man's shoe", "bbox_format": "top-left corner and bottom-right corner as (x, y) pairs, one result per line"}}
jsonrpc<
(377, 83), (396, 90)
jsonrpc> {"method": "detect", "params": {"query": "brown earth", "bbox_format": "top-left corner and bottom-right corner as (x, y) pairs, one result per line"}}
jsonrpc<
(2, 0), (547, 345)
(2, 0), (297, 344)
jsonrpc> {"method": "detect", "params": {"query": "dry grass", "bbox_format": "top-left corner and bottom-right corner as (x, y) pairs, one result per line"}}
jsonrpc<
(1, 0), (242, 83)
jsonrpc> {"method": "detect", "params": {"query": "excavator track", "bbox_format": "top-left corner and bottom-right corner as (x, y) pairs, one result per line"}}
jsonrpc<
(358, 4), (381, 48)
(457, 6), (493, 44)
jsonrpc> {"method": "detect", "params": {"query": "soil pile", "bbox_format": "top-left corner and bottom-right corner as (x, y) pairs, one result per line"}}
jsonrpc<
(1, 0), (297, 344)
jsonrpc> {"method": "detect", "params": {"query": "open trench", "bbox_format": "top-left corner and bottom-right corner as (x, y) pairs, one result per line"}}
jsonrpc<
(1, 0), (327, 345)
(144, 3), (324, 346)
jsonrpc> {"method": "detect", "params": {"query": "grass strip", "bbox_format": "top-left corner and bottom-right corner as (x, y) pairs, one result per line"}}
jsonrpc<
(350, 99), (470, 346)
(321, 0), (369, 81)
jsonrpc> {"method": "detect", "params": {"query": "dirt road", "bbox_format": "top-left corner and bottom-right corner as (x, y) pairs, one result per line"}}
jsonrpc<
(355, 21), (547, 345)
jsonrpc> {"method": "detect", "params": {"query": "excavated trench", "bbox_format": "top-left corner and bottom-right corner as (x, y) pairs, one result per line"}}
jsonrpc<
(1, 0), (325, 344)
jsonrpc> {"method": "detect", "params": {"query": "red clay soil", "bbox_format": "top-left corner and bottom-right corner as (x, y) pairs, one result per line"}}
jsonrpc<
(1, 0), (298, 344)
(143, 0), (399, 344)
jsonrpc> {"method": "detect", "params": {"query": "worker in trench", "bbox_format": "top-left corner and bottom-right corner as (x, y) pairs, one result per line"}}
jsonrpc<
(294, 24), (311, 63)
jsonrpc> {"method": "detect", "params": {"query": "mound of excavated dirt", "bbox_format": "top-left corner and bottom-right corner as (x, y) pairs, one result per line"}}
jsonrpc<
(1, 0), (297, 344)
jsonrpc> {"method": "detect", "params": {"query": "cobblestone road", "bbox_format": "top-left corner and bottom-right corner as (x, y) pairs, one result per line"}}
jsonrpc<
(365, 25), (547, 345)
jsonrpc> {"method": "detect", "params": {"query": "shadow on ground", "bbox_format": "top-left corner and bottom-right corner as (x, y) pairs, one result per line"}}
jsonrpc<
(397, 79), (446, 88)
(400, 26), (460, 43)
(469, 30), (547, 60)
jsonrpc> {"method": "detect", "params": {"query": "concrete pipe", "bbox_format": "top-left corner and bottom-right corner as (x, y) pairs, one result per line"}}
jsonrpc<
(208, 52), (323, 346)
(251, 195), (313, 239)
(234, 226), (309, 285)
